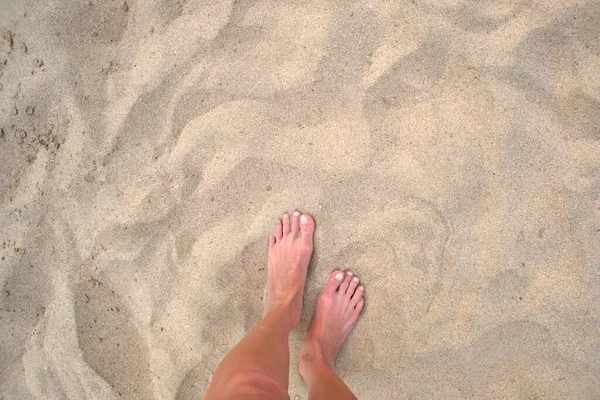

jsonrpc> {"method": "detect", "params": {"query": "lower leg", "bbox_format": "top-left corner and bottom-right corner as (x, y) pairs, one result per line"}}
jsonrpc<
(300, 270), (365, 400)
(204, 309), (294, 399)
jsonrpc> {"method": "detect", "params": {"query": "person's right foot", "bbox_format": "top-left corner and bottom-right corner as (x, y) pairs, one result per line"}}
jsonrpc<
(299, 270), (365, 376)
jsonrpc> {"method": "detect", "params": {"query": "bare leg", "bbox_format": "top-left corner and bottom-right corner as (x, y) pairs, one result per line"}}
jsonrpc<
(205, 211), (315, 400)
(300, 270), (365, 400)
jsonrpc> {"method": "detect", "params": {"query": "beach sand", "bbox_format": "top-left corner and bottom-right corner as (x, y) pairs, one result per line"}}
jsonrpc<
(1, 0), (599, 398)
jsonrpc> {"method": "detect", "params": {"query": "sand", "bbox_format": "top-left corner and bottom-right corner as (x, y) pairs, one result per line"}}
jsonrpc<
(1, 0), (599, 398)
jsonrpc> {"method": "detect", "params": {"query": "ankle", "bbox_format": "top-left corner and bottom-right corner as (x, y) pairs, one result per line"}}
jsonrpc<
(263, 303), (300, 330)
(299, 341), (333, 380)
(299, 356), (333, 385)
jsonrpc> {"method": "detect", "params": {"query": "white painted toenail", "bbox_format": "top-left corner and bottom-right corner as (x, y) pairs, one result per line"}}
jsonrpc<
(358, 286), (364, 291)
(353, 277), (359, 282)
(283, 214), (289, 218)
(293, 211), (300, 216)
(300, 215), (308, 224)
(335, 272), (344, 281)
(347, 271), (353, 276)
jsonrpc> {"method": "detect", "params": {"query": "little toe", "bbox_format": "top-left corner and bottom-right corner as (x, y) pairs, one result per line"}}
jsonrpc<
(291, 211), (301, 237)
(275, 221), (283, 241)
(324, 270), (345, 295)
(346, 276), (360, 298)
(338, 271), (353, 294)
(299, 214), (315, 243)
(351, 285), (364, 306)
(354, 299), (365, 314)
(268, 234), (276, 247)
(282, 213), (290, 236)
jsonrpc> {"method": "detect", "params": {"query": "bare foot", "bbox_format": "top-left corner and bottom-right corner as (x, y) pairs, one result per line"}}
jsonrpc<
(300, 270), (365, 376)
(264, 211), (315, 329)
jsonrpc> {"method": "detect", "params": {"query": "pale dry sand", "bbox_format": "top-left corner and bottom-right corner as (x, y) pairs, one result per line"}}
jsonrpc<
(1, 1), (599, 399)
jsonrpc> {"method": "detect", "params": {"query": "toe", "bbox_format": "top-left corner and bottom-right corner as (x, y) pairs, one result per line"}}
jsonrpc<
(299, 214), (315, 242)
(354, 299), (365, 313)
(324, 270), (344, 294)
(275, 220), (283, 241)
(282, 213), (290, 236)
(291, 211), (301, 237)
(269, 234), (276, 247)
(351, 285), (364, 306)
(339, 271), (353, 294)
(346, 276), (360, 298)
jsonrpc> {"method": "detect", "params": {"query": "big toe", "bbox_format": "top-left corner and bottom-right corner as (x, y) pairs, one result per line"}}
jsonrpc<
(299, 214), (315, 242)
(324, 270), (344, 295)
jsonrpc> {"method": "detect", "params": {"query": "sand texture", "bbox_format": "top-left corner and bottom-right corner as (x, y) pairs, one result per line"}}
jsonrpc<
(1, 0), (600, 398)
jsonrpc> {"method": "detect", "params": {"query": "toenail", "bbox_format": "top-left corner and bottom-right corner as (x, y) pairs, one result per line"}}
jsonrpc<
(300, 215), (308, 224)
(358, 286), (364, 291)
(353, 277), (359, 282)
(283, 214), (289, 218)
(293, 211), (300, 216)
(335, 272), (344, 280)
(347, 271), (353, 276)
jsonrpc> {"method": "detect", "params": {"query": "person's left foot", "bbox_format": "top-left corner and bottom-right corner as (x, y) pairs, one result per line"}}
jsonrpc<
(264, 211), (315, 329)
